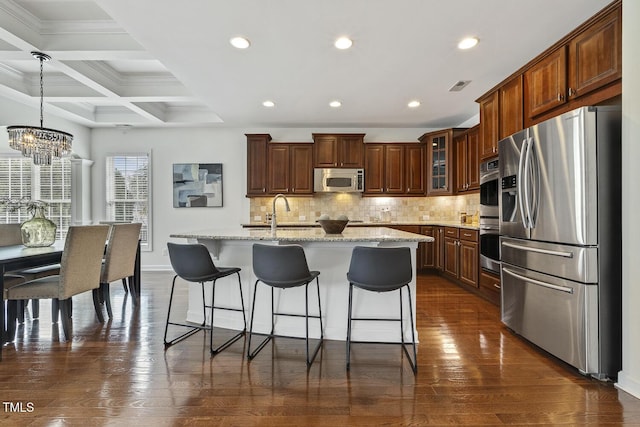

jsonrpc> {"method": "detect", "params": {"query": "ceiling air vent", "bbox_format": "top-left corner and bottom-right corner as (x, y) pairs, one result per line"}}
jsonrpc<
(449, 80), (471, 92)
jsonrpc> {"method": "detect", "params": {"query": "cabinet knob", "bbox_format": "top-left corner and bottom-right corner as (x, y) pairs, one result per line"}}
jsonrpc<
(568, 87), (575, 97)
(557, 93), (565, 102)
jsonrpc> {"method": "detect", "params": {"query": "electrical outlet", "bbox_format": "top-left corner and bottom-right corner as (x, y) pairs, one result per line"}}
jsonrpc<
(299, 215), (306, 221)
(162, 248), (168, 256)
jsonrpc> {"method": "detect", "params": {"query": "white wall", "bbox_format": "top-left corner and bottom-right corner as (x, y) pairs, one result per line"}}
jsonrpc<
(0, 97), (91, 158)
(90, 126), (436, 269)
(616, 0), (640, 399)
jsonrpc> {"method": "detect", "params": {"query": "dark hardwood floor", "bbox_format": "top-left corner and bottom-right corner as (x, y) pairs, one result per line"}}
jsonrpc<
(2, 271), (640, 425)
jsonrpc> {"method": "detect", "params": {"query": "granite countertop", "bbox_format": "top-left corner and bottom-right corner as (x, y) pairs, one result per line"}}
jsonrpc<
(170, 226), (434, 243)
(241, 220), (480, 231)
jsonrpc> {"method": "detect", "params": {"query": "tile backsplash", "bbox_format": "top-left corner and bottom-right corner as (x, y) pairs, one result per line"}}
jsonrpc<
(249, 193), (480, 223)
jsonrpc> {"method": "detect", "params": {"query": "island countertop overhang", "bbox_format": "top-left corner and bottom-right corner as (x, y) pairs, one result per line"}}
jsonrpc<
(170, 226), (434, 243)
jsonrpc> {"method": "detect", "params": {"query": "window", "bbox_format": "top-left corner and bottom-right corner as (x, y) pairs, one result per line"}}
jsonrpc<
(0, 155), (71, 240)
(106, 153), (152, 251)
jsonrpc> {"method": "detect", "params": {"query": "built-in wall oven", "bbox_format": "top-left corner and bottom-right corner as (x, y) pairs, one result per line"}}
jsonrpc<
(479, 158), (500, 274)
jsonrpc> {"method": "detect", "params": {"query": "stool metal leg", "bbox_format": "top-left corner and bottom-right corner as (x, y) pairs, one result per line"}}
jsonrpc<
(164, 276), (206, 347)
(304, 277), (324, 368)
(346, 283), (354, 371)
(403, 285), (418, 373)
(247, 280), (273, 360)
(209, 272), (246, 356)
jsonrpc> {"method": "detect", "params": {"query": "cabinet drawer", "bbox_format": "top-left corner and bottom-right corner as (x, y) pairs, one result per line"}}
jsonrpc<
(459, 229), (478, 242)
(480, 271), (501, 295)
(444, 227), (459, 238)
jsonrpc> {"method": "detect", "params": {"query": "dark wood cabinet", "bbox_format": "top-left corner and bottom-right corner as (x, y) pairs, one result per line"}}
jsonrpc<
(267, 143), (313, 195)
(267, 144), (290, 194)
(247, 134), (312, 196)
(313, 133), (365, 168)
(499, 75), (524, 140)
(459, 230), (479, 289)
(364, 143), (425, 196)
(479, 270), (501, 306)
(420, 226), (435, 269)
(567, 6), (621, 101)
(289, 144), (314, 194)
(421, 129), (466, 196)
(479, 91), (499, 160)
(435, 226), (445, 271)
(455, 126), (479, 193)
(364, 144), (385, 193)
(405, 145), (426, 194)
(443, 227), (478, 289)
(524, 3), (621, 120)
(524, 46), (567, 119)
(246, 134), (271, 196)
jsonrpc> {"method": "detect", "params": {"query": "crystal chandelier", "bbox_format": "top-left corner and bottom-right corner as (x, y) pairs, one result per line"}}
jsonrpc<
(7, 51), (73, 166)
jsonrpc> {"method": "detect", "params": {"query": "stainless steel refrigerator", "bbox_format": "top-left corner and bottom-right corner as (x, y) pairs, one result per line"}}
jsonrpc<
(498, 105), (621, 379)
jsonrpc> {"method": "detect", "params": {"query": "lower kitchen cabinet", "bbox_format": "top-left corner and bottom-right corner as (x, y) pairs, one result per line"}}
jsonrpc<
(443, 227), (479, 290)
(479, 270), (501, 306)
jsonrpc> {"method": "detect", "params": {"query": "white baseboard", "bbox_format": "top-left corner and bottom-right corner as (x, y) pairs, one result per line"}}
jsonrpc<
(616, 371), (640, 400)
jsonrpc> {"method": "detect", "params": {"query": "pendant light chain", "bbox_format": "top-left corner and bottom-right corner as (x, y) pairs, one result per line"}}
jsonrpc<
(39, 55), (44, 128)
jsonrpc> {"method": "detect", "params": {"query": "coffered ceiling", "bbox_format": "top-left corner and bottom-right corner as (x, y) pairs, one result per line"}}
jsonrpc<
(0, 0), (612, 129)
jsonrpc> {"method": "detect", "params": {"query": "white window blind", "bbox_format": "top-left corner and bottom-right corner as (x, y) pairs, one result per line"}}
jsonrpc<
(0, 157), (32, 223)
(106, 153), (151, 250)
(1, 156), (71, 240)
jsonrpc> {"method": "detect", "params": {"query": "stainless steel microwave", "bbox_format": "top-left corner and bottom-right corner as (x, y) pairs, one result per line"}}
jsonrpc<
(313, 168), (364, 193)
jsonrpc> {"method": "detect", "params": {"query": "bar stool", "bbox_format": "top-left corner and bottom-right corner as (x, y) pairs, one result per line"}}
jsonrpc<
(346, 246), (417, 373)
(247, 243), (323, 368)
(165, 242), (246, 355)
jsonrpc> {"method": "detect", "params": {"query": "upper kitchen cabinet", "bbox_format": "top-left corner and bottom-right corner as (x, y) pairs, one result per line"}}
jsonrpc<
(478, 91), (498, 160)
(499, 75), (524, 140)
(267, 143), (313, 195)
(312, 133), (365, 168)
(420, 128), (466, 196)
(524, 2), (621, 121)
(246, 133), (271, 196)
(567, 6), (621, 101)
(455, 125), (480, 193)
(246, 134), (312, 197)
(364, 143), (425, 196)
(404, 144), (426, 195)
(524, 47), (567, 118)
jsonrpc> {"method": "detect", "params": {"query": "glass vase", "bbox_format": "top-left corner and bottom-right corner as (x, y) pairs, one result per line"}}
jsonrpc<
(21, 206), (57, 247)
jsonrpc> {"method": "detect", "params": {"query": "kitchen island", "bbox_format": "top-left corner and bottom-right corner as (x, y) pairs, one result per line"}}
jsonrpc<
(169, 227), (433, 342)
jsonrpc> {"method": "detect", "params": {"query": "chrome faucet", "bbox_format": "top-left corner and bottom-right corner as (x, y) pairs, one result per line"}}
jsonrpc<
(271, 193), (290, 235)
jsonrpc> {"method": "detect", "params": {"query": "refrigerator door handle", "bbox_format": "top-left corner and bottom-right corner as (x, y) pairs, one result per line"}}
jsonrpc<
(523, 137), (534, 229)
(502, 267), (574, 294)
(502, 241), (574, 258)
(517, 136), (529, 228)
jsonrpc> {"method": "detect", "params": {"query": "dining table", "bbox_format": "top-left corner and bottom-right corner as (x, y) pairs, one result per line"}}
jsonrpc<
(0, 239), (142, 360)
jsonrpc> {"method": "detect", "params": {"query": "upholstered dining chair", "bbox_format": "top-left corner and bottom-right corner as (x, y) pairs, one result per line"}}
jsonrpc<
(4, 225), (110, 341)
(95, 222), (142, 320)
(0, 223), (60, 322)
(345, 246), (417, 373)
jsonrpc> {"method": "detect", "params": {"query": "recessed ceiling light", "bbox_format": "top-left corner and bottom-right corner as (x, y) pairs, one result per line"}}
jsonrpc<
(334, 37), (353, 50)
(262, 100), (275, 108)
(329, 100), (342, 108)
(458, 37), (479, 50)
(408, 100), (421, 108)
(230, 36), (251, 49)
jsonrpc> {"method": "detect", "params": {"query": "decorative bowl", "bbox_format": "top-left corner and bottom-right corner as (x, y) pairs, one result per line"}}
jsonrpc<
(317, 219), (348, 234)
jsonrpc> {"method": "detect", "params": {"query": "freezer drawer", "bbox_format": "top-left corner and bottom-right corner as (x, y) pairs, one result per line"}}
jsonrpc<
(500, 236), (598, 283)
(501, 263), (598, 375)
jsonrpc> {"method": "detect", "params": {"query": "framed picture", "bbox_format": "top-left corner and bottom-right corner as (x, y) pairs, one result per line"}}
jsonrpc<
(173, 163), (223, 207)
